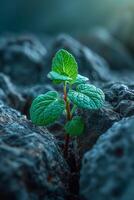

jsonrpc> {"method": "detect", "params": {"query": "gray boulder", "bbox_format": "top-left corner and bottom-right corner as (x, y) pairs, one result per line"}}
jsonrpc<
(0, 35), (47, 86)
(78, 107), (120, 156)
(0, 73), (25, 110)
(80, 116), (134, 200)
(104, 82), (134, 117)
(0, 104), (68, 200)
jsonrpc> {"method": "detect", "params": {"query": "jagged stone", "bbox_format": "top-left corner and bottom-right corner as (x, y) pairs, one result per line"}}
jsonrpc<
(0, 73), (25, 110)
(80, 116), (134, 200)
(77, 107), (120, 156)
(0, 104), (68, 200)
(0, 35), (47, 86)
(104, 82), (134, 117)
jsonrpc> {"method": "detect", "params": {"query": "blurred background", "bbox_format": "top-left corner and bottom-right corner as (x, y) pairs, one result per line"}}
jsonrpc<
(0, 0), (133, 36)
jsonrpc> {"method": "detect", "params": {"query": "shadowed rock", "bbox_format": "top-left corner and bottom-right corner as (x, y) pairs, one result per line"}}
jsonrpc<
(104, 82), (134, 117)
(80, 116), (134, 200)
(77, 107), (120, 156)
(0, 104), (68, 200)
(0, 35), (47, 86)
(0, 73), (25, 110)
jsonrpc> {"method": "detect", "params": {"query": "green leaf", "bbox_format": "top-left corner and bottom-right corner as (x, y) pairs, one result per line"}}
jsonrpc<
(64, 116), (85, 136)
(74, 74), (89, 85)
(52, 49), (78, 83)
(30, 91), (65, 126)
(68, 84), (105, 109)
(47, 71), (72, 84)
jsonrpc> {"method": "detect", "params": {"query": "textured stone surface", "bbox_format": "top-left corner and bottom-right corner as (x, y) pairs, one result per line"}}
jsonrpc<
(80, 116), (134, 200)
(0, 104), (68, 200)
(0, 35), (47, 86)
(0, 33), (134, 200)
(78, 107), (120, 156)
(104, 82), (134, 117)
(0, 73), (25, 110)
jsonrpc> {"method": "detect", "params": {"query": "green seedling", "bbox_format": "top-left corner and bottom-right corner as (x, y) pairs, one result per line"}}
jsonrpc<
(30, 49), (105, 157)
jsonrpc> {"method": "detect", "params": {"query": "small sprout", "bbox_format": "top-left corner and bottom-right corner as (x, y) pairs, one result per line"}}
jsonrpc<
(30, 49), (105, 158)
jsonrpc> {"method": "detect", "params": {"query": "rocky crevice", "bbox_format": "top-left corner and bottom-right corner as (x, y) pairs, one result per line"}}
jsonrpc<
(0, 33), (134, 200)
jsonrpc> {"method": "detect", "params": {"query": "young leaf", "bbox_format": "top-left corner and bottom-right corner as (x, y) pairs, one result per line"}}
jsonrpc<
(30, 91), (65, 126)
(74, 74), (89, 85)
(68, 84), (105, 109)
(52, 49), (78, 83)
(47, 71), (72, 84)
(64, 116), (84, 136)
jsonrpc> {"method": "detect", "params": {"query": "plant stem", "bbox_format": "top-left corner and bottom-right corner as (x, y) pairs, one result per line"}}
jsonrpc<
(63, 82), (72, 158)
(71, 104), (77, 115)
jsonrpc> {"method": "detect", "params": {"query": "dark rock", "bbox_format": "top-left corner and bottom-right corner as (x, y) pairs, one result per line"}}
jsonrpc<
(0, 73), (25, 110)
(48, 34), (111, 83)
(104, 82), (134, 117)
(77, 107), (120, 156)
(115, 100), (134, 117)
(0, 32), (134, 200)
(23, 84), (54, 100)
(80, 116), (134, 200)
(0, 104), (68, 200)
(86, 28), (134, 70)
(0, 35), (47, 86)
